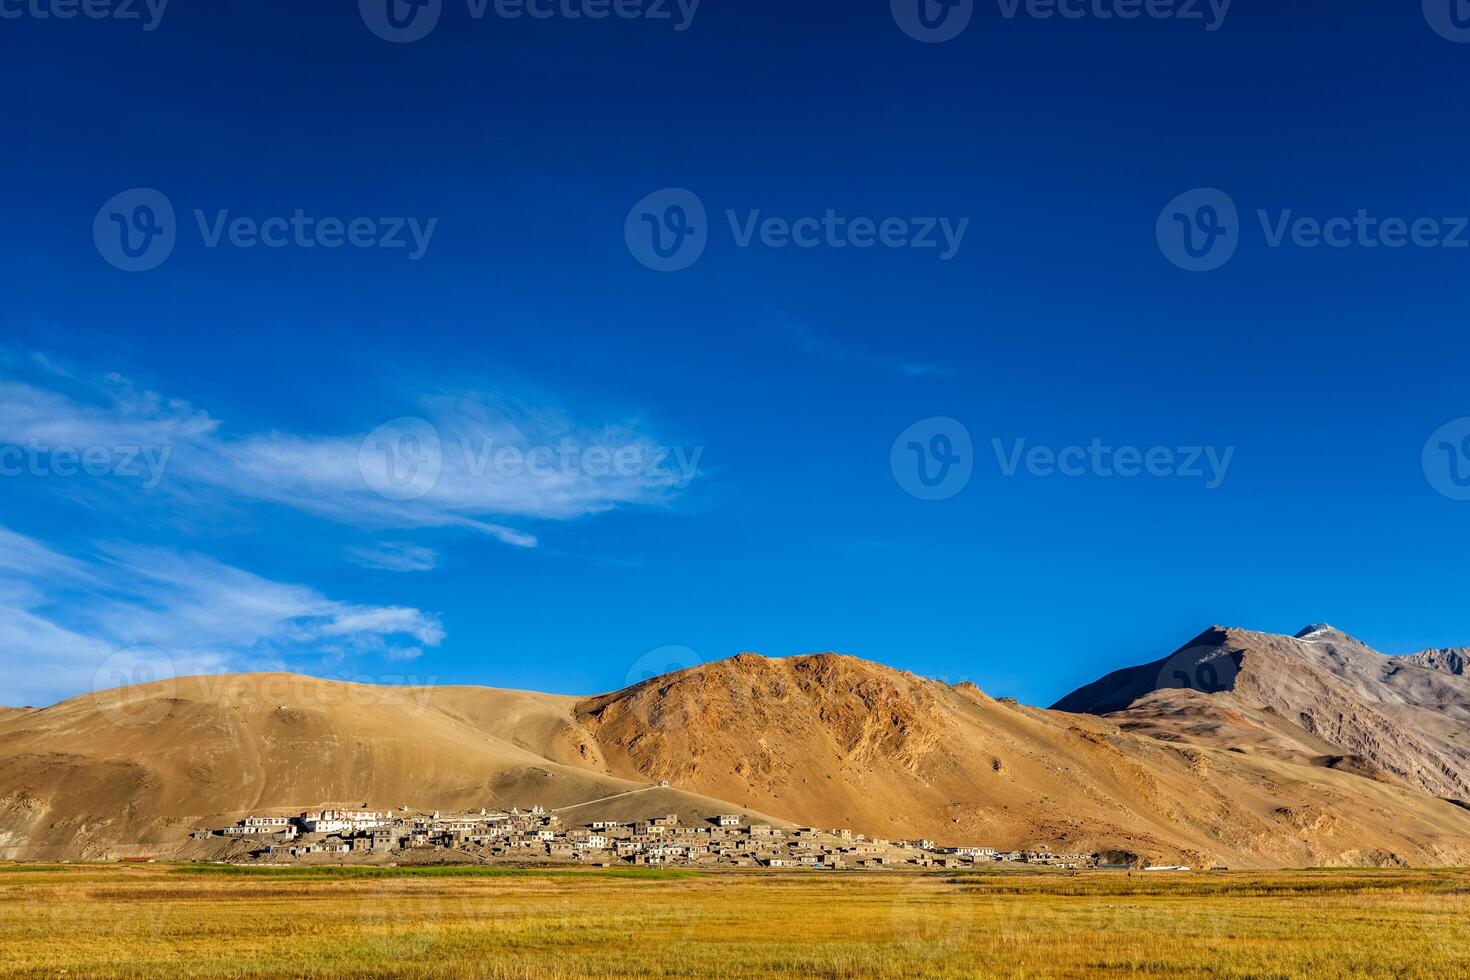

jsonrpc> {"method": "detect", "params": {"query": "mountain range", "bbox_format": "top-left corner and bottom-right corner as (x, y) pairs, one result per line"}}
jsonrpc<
(3, 623), (1469, 868)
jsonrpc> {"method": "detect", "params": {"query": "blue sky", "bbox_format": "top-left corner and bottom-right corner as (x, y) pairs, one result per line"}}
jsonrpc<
(4, 3), (1470, 708)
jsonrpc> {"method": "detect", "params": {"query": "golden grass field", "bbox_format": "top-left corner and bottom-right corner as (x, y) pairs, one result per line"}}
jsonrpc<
(1, 864), (1467, 978)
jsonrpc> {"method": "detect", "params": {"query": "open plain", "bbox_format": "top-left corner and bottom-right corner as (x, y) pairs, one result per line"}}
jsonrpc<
(2, 863), (1466, 978)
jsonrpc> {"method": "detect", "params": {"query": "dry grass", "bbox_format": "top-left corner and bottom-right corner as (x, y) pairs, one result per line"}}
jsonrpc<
(1, 864), (1466, 978)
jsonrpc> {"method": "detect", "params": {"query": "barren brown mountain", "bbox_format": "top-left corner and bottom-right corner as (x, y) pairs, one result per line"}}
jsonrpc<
(1052, 625), (1470, 804)
(0, 674), (787, 861)
(579, 650), (1470, 867)
(1404, 647), (1468, 676)
(4, 626), (1470, 868)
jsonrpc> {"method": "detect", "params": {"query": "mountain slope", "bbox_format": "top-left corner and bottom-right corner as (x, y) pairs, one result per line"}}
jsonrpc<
(1403, 648), (1468, 676)
(0, 673), (783, 861)
(5, 638), (1470, 868)
(1052, 625), (1470, 804)
(577, 652), (1470, 867)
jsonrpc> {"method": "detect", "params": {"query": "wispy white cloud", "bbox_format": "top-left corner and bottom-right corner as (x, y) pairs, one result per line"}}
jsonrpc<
(0, 375), (218, 448)
(0, 527), (444, 708)
(0, 362), (702, 551)
(346, 542), (440, 573)
(0, 525), (96, 580)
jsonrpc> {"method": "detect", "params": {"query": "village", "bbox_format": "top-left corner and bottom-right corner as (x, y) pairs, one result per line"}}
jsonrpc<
(212, 805), (1100, 871)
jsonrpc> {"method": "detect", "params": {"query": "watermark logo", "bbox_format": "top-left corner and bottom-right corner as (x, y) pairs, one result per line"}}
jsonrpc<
(888, 877), (973, 957)
(360, 0), (443, 43)
(627, 189), (969, 271)
(357, 419), (703, 501)
(1257, 209), (1470, 250)
(350, 883), (468, 958)
(892, 0), (1231, 40)
(982, 881), (1230, 943)
(359, 0), (699, 42)
(93, 188), (176, 272)
(992, 437), (1233, 488)
(359, 417), (444, 501)
(1153, 642), (1239, 696)
(619, 644), (710, 750)
(891, 417), (974, 501)
(0, 439), (171, 488)
(728, 210), (968, 259)
(1160, 188), (1470, 271)
(460, 439), (702, 486)
(1157, 187), (1238, 272)
(892, 0), (974, 43)
(0, 0), (169, 30)
(1423, 417), (1470, 501)
(1424, 0), (1470, 43)
(487, 0), (700, 30)
(190, 671), (443, 717)
(996, 0), (1230, 31)
(192, 209), (437, 259)
(91, 646), (176, 727)
(94, 190), (438, 271)
(626, 188), (708, 272)
(893, 424), (1233, 496)
(623, 644), (705, 688)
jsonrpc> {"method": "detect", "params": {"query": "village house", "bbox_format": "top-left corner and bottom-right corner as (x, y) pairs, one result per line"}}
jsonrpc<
(574, 833), (609, 851)
(220, 825), (273, 836)
(300, 810), (389, 834)
(243, 817), (293, 830)
(221, 804), (1093, 872)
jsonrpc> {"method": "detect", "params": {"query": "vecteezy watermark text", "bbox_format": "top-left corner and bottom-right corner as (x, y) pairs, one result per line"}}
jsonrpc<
(891, 0), (1230, 43)
(1158, 187), (1470, 271)
(470, 0), (698, 27)
(1257, 210), (1470, 250)
(728, 211), (969, 260)
(997, 0), (1229, 29)
(0, 0), (168, 30)
(94, 188), (438, 272)
(626, 188), (969, 271)
(357, 417), (702, 501)
(0, 439), (171, 488)
(194, 210), (437, 259)
(891, 418), (1235, 500)
(359, 0), (699, 43)
(992, 437), (1234, 489)
(458, 438), (702, 483)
